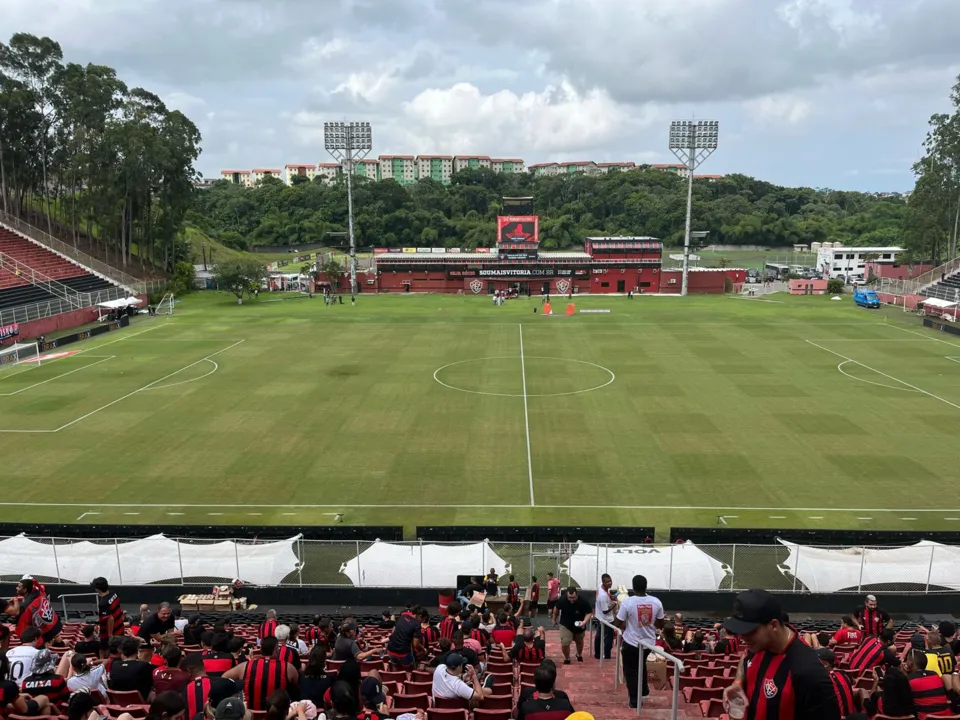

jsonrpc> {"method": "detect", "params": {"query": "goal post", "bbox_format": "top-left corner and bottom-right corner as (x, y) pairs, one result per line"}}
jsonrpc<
(155, 293), (175, 316)
(0, 341), (41, 374)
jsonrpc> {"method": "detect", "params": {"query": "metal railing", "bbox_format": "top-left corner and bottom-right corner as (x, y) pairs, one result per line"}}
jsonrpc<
(594, 616), (685, 718)
(877, 257), (960, 298)
(0, 286), (132, 326)
(0, 210), (156, 294)
(0, 250), (84, 308)
(56, 592), (100, 621)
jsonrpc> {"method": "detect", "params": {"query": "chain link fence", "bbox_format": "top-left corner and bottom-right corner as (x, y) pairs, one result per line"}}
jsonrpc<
(3, 538), (957, 594)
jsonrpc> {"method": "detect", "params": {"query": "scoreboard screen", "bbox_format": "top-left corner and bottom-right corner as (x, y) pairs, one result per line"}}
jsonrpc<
(497, 215), (539, 245)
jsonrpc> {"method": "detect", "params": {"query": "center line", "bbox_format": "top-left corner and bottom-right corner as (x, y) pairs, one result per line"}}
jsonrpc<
(519, 324), (534, 507)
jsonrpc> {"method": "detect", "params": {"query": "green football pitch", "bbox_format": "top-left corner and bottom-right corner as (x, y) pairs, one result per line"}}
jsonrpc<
(1, 291), (959, 539)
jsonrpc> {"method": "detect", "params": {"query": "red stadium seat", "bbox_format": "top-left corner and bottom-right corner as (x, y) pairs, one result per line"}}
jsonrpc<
(683, 686), (724, 704)
(392, 694), (430, 711)
(432, 697), (469, 710)
(403, 681), (433, 695)
(107, 690), (145, 705)
(472, 710), (511, 720)
(699, 699), (727, 717)
(478, 695), (513, 711)
(410, 670), (433, 683)
(380, 670), (408, 684)
(426, 710), (468, 720)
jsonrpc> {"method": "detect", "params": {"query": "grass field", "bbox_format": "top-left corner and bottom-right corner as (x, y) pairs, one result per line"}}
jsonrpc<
(1, 291), (959, 540)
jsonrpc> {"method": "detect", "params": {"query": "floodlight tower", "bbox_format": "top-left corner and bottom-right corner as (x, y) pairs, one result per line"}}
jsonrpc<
(669, 120), (719, 296)
(323, 121), (373, 297)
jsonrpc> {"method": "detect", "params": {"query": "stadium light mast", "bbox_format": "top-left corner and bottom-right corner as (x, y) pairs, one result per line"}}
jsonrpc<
(669, 120), (719, 296)
(324, 121), (373, 298)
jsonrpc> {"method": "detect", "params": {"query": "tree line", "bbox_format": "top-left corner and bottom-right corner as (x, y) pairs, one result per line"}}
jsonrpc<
(0, 32), (201, 273)
(189, 166), (912, 255)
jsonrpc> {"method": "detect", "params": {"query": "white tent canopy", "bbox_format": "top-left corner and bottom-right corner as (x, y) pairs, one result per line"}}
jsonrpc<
(563, 541), (729, 591)
(96, 297), (143, 309)
(778, 539), (960, 593)
(919, 297), (959, 309)
(0, 534), (301, 586)
(340, 541), (510, 588)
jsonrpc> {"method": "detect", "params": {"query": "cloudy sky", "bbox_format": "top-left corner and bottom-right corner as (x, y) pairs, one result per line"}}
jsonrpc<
(4, 0), (960, 191)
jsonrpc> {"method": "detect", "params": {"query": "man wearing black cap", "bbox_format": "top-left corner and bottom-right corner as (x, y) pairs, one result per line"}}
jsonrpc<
(333, 621), (376, 662)
(359, 676), (389, 718)
(722, 589), (840, 720)
(816, 648), (856, 718)
(431, 653), (484, 706)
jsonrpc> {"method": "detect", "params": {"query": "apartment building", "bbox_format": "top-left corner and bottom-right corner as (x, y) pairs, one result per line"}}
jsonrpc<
(453, 155), (492, 173)
(651, 163), (690, 178)
(285, 164), (317, 185)
(379, 155), (417, 185)
(597, 162), (636, 173)
(694, 174), (725, 182)
(315, 163), (341, 182)
(529, 163), (562, 177)
(559, 161), (600, 175)
(353, 158), (380, 180)
(490, 158), (525, 173)
(417, 155), (454, 184)
(251, 168), (282, 185)
(220, 170), (253, 187)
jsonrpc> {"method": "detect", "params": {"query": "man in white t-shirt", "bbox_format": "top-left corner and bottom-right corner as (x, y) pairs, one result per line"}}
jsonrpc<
(432, 653), (484, 707)
(615, 574), (664, 709)
(6, 627), (44, 685)
(594, 573), (618, 660)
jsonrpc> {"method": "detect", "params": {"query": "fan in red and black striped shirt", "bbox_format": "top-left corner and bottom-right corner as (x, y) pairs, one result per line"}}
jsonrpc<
(713, 628), (741, 656)
(181, 654), (212, 719)
(439, 602), (461, 640)
(507, 575), (521, 607)
(722, 590), (841, 720)
(854, 595), (890, 636)
(92, 577), (125, 646)
(303, 616), (326, 648)
(815, 649), (856, 718)
(848, 631), (899, 674)
(509, 628), (546, 664)
(259, 610), (278, 642)
(905, 649), (952, 720)
(419, 621), (439, 648)
(222, 637), (297, 711)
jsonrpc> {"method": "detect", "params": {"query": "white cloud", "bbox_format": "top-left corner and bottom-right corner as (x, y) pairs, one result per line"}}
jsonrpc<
(744, 94), (812, 126)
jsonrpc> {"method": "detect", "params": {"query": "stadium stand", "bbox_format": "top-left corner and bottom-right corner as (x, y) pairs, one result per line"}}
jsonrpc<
(0, 228), (117, 311)
(6, 596), (960, 720)
(920, 268), (960, 302)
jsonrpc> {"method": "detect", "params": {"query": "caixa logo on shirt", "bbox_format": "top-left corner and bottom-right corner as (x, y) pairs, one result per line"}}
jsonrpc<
(763, 678), (779, 699)
(612, 549), (661, 555)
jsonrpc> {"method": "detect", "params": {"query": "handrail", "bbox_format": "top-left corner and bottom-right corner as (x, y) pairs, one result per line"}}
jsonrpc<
(594, 614), (685, 719)
(56, 592), (100, 622)
(0, 249), (84, 309)
(639, 639), (685, 719)
(0, 210), (145, 293)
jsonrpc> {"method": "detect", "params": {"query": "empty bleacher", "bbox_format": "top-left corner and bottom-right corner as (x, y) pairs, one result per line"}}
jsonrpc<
(920, 268), (960, 302)
(0, 227), (117, 311)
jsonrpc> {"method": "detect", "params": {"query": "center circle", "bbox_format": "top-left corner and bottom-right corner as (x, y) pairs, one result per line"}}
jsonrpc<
(433, 356), (615, 398)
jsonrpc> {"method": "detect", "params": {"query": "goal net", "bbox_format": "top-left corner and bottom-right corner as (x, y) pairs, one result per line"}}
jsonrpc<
(0, 341), (41, 375)
(155, 293), (175, 316)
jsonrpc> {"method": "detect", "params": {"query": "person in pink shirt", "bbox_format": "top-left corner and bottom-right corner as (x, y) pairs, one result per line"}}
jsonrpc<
(546, 573), (561, 621)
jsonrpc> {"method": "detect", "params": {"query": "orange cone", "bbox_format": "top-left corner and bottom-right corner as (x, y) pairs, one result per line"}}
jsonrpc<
(543, 302), (552, 315)
(565, 303), (575, 315)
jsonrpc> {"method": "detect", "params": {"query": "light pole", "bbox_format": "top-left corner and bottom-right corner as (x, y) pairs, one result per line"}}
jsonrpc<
(323, 121), (372, 298)
(669, 120), (719, 296)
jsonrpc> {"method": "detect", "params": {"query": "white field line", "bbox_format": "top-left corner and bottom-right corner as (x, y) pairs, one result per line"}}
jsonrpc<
(6, 502), (960, 513)
(836, 360), (918, 393)
(884, 322), (960, 349)
(145, 358), (218, 391)
(0, 356), (115, 397)
(728, 296), (784, 304)
(52, 340), (245, 432)
(519, 324), (535, 507)
(806, 339), (960, 412)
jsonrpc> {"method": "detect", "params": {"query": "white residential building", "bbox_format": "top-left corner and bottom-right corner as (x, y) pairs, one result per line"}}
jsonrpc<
(379, 155), (417, 185)
(220, 170), (253, 187)
(453, 155), (492, 173)
(416, 155), (454, 184)
(284, 164), (317, 185)
(315, 163), (341, 182)
(352, 158), (380, 180)
(597, 162), (636, 173)
(816, 246), (905, 281)
(251, 168), (282, 185)
(529, 162), (562, 177)
(490, 158), (525, 173)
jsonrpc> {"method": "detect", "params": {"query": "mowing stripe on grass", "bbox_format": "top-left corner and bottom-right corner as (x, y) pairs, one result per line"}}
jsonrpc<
(806, 339), (960, 412)
(519, 324), (534, 507)
(5, 502), (960, 513)
(53, 340), (245, 432)
(0, 356), (114, 397)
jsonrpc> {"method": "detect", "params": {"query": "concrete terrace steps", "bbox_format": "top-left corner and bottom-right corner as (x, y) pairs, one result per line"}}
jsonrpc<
(542, 629), (703, 719)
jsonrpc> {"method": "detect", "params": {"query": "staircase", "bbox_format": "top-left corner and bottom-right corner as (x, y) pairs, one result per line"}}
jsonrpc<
(544, 630), (703, 720)
(0, 210), (159, 296)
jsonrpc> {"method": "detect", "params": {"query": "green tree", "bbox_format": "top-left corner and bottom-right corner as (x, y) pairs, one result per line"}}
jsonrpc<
(827, 278), (845, 294)
(213, 256), (268, 304)
(171, 260), (195, 295)
(321, 256), (343, 289)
